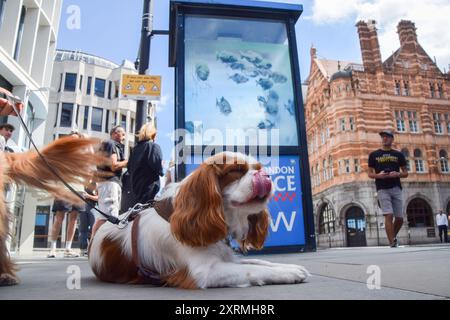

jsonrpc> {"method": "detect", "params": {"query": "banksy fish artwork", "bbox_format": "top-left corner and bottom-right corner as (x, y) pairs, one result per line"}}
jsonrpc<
(195, 63), (210, 81)
(216, 97), (232, 115)
(285, 99), (295, 116)
(258, 90), (279, 115)
(229, 73), (249, 84)
(257, 78), (274, 91)
(216, 51), (238, 64)
(270, 72), (288, 84)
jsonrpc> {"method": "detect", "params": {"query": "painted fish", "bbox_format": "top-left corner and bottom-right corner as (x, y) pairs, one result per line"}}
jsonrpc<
(241, 50), (263, 64)
(285, 99), (295, 116)
(185, 121), (195, 134)
(271, 72), (288, 83)
(195, 63), (210, 81)
(216, 97), (232, 115)
(229, 73), (249, 84)
(217, 51), (238, 64)
(257, 78), (274, 91)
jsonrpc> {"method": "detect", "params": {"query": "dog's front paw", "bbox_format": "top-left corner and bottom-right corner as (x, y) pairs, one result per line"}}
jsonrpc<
(252, 266), (308, 286)
(0, 273), (19, 286)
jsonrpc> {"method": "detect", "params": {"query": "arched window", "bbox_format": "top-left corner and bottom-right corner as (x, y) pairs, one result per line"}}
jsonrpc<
(319, 203), (336, 234)
(439, 150), (449, 173)
(401, 148), (411, 171)
(407, 198), (433, 228)
(414, 149), (425, 173)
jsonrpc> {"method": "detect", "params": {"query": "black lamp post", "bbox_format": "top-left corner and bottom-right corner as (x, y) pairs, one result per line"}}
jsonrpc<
(135, 0), (152, 137)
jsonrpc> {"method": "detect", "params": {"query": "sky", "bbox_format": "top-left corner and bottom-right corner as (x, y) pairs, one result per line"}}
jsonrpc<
(57, 0), (450, 163)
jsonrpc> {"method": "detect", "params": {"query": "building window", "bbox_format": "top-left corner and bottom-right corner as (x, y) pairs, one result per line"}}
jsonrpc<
(344, 159), (350, 173)
(328, 156), (333, 179)
(407, 198), (433, 228)
(401, 148), (411, 172)
(349, 117), (355, 131)
(91, 107), (103, 132)
(354, 159), (360, 173)
(316, 164), (320, 185)
(340, 118), (346, 131)
(13, 6), (26, 61)
(60, 103), (73, 128)
(83, 106), (89, 130)
(64, 73), (77, 92)
(414, 149), (425, 173)
(121, 114), (126, 130)
(414, 159), (425, 173)
(394, 80), (401, 96)
(445, 114), (450, 134)
(108, 81), (112, 100)
(54, 104), (59, 127)
(23, 102), (35, 149)
(403, 81), (410, 96)
(338, 160), (343, 175)
(57, 73), (63, 92)
(105, 110), (110, 133)
(75, 105), (79, 127)
(319, 203), (336, 234)
(321, 125), (326, 145)
(408, 111), (419, 133)
(322, 159), (328, 181)
(114, 81), (120, 98)
(395, 111), (406, 132)
(430, 83), (436, 98)
(0, 0), (6, 29)
(87, 77), (92, 95)
(433, 113), (443, 134)
(440, 150), (449, 173)
(438, 83), (444, 99)
(79, 75), (83, 91)
(94, 78), (106, 98)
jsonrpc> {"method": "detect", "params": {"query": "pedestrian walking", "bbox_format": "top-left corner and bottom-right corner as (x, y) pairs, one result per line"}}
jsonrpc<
(436, 210), (448, 243)
(368, 130), (409, 248)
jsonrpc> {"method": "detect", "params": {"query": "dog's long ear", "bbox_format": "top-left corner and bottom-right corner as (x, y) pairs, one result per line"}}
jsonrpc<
(244, 209), (270, 250)
(170, 163), (227, 247)
(4, 137), (106, 204)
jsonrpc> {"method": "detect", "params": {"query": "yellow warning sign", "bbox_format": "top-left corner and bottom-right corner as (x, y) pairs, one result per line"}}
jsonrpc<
(121, 74), (161, 100)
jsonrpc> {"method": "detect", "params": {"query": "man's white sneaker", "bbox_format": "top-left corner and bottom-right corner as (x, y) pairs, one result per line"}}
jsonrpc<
(64, 250), (80, 258)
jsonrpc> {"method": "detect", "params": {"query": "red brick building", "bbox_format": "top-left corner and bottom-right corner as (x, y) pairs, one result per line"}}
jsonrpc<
(305, 20), (450, 248)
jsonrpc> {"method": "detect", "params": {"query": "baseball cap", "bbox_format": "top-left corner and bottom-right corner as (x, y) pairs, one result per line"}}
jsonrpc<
(379, 130), (394, 138)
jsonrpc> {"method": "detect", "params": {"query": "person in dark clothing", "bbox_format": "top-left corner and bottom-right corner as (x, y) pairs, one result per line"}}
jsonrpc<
(78, 180), (98, 256)
(368, 130), (409, 248)
(127, 123), (163, 206)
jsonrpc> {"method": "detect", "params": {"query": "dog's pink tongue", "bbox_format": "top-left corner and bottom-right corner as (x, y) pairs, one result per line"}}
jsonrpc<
(252, 170), (272, 199)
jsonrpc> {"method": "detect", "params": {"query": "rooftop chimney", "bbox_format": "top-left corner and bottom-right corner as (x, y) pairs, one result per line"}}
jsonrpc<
(356, 20), (383, 74)
(310, 46), (317, 59)
(397, 20), (418, 48)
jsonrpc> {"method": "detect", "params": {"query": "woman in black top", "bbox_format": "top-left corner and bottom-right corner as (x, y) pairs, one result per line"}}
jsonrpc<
(127, 123), (164, 206)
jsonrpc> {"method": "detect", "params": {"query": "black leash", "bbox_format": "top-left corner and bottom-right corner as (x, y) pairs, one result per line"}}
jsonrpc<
(7, 94), (120, 225)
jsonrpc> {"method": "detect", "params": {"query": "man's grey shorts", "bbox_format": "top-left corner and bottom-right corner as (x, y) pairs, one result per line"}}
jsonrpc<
(377, 187), (403, 218)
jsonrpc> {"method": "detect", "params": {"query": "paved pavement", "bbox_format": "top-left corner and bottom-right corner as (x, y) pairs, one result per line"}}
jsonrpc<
(1, 244), (449, 300)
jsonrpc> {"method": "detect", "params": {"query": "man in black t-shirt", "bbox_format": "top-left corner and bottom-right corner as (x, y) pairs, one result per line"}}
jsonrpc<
(368, 130), (408, 248)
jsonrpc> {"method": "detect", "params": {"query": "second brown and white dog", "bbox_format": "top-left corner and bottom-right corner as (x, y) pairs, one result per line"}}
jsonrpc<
(0, 136), (106, 286)
(89, 152), (309, 289)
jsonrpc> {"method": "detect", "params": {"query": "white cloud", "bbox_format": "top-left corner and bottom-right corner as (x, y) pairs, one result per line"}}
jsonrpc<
(309, 0), (450, 71)
(154, 94), (171, 113)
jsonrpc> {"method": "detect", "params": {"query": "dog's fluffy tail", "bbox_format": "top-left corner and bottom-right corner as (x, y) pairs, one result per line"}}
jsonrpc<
(3, 136), (107, 205)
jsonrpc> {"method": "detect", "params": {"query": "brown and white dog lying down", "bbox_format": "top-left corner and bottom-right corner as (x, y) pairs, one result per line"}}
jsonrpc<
(0, 136), (105, 286)
(89, 152), (309, 289)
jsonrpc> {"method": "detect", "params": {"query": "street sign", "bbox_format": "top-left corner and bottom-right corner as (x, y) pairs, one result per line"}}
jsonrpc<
(121, 74), (161, 101)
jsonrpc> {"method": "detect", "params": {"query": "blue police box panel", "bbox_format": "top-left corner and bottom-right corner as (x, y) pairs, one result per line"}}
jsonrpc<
(186, 154), (305, 248)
